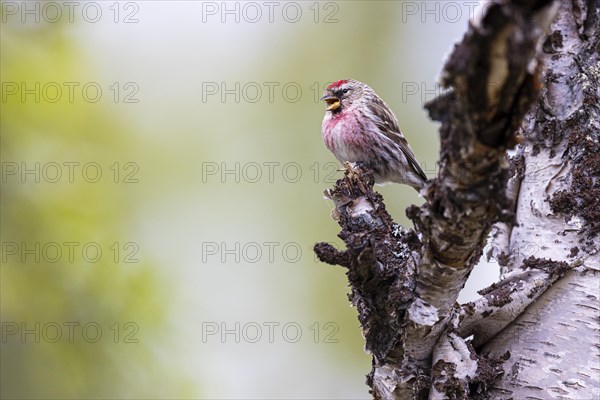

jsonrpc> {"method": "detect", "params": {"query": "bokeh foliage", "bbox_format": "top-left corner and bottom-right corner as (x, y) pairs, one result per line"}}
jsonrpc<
(1, 1), (470, 398)
(1, 16), (191, 400)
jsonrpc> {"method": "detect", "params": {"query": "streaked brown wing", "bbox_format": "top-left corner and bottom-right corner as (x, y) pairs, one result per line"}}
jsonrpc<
(368, 97), (428, 182)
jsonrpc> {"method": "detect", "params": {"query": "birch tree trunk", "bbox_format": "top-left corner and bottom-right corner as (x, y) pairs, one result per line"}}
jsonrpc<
(483, 0), (600, 397)
(314, 0), (599, 398)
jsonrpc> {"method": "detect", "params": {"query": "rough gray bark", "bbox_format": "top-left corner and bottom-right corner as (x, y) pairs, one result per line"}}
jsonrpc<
(483, 0), (600, 397)
(314, 0), (599, 399)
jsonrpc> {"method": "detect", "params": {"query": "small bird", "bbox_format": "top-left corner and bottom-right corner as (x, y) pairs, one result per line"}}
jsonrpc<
(321, 79), (427, 191)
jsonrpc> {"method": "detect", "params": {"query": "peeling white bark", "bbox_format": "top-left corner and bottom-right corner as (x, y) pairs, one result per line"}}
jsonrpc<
(484, 265), (600, 399)
(506, 146), (580, 272)
(458, 264), (575, 347)
(481, 0), (600, 397)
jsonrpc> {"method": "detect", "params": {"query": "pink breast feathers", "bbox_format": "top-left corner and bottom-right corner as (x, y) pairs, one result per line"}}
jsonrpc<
(323, 111), (365, 160)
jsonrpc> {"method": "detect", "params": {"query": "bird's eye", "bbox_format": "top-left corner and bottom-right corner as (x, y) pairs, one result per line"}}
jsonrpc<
(342, 88), (349, 94)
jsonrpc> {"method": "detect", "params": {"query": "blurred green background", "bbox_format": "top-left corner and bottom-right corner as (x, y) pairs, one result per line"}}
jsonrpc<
(1, 1), (491, 398)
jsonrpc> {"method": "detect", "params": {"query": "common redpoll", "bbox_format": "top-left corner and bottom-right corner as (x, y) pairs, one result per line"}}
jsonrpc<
(321, 79), (427, 190)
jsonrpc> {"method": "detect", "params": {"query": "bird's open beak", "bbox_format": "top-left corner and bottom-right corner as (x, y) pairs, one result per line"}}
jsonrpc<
(321, 95), (341, 111)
